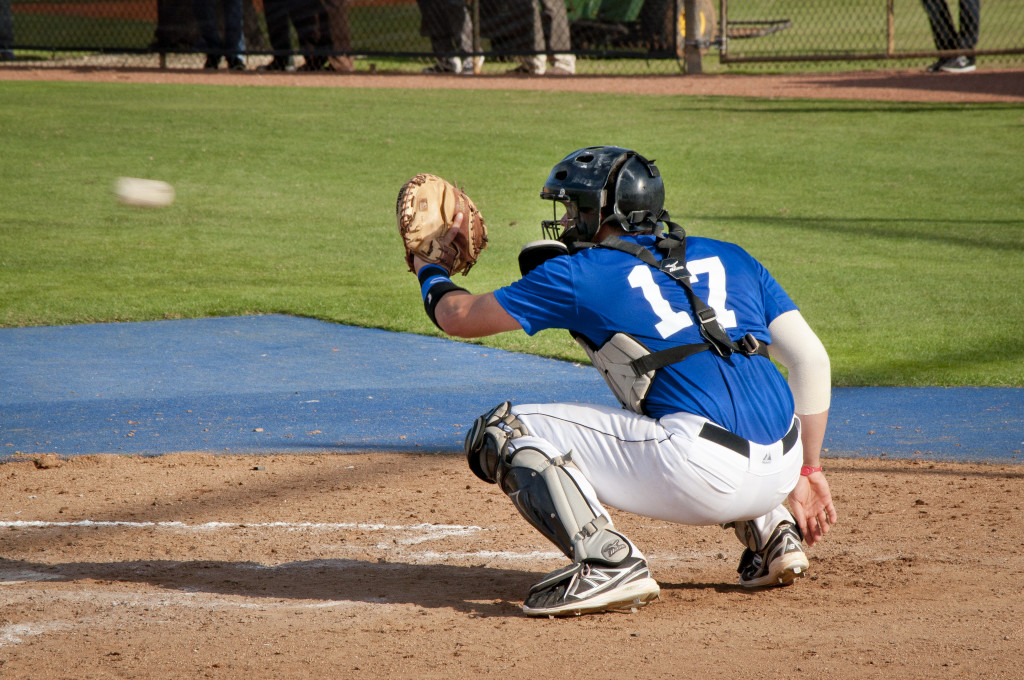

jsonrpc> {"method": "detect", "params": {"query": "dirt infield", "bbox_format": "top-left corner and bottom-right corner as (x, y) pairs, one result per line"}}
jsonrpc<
(1, 452), (1021, 679)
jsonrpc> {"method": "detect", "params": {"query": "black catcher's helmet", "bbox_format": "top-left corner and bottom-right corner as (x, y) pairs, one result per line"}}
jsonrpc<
(540, 146), (666, 244)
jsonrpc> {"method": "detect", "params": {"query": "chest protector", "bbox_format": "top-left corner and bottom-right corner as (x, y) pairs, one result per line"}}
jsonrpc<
(575, 221), (769, 415)
(573, 331), (655, 414)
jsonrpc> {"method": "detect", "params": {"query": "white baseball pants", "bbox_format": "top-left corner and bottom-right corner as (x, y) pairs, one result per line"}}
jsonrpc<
(507, 402), (802, 549)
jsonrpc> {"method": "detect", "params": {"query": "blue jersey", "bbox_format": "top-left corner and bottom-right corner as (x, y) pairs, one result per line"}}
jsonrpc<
(493, 234), (798, 444)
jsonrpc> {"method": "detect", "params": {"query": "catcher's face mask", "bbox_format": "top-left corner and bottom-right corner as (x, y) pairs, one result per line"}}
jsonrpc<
(541, 202), (603, 245)
(541, 200), (579, 242)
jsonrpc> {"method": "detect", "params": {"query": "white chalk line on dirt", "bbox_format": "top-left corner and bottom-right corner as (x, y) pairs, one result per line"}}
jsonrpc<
(0, 519), (715, 563)
(1, 587), (386, 612)
(0, 519), (485, 546)
(1, 519), (482, 533)
(0, 590), (389, 648)
(0, 519), (760, 564)
(0, 620), (77, 647)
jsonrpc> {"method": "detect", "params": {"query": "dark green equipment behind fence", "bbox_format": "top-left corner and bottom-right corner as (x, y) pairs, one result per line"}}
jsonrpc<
(0, 0), (1021, 74)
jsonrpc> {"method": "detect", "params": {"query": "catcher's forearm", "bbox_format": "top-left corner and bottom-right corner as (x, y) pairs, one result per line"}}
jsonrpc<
(417, 264), (519, 337)
(429, 289), (520, 343)
(436, 292), (521, 338)
(797, 409), (828, 468)
(419, 265), (468, 329)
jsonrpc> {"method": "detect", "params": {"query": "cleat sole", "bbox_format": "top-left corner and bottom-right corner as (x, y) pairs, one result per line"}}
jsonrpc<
(741, 552), (809, 588)
(523, 578), (661, 618)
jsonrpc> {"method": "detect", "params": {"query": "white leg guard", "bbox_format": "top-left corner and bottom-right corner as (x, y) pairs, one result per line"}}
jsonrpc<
(499, 441), (633, 566)
(726, 506), (798, 551)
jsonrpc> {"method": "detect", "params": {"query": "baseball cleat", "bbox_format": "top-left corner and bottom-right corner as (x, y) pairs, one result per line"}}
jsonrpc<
(521, 557), (661, 617)
(737, 521), (809, 588)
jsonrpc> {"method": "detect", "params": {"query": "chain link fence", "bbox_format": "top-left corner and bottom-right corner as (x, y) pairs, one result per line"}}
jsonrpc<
(718, 0), (1022, 65)
(0, 0), (1021, 74)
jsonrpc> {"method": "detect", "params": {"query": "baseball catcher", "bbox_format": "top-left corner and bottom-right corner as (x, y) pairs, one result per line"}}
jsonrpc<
(402, 148), (837, 618)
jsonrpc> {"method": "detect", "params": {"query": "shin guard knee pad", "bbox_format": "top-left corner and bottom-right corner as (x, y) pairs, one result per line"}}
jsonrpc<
(464, 401), (529, 484)
(500, 446), (631, 565)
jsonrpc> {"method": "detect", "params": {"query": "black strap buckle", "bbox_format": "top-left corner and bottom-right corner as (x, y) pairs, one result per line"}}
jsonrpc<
(696, 308), (718, 325)
(740, 333), (760, 355)
(658, 231), (685, 248)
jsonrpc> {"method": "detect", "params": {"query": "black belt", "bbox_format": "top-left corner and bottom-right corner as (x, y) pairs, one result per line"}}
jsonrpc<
(698, 419), (800, 458)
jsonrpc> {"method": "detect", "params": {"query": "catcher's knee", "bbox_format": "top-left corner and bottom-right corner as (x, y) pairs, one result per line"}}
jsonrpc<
(500, 445), (631, 566)
(464, 401), (529, 484)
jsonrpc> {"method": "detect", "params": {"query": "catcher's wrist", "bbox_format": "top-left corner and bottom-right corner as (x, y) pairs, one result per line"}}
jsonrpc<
(418, 264), (451, 288)
(800, 465), (823, 476)
(418, 265), (468, 330)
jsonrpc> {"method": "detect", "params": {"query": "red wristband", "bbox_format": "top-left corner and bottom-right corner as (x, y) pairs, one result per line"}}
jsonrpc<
(800, 466), (823, 476)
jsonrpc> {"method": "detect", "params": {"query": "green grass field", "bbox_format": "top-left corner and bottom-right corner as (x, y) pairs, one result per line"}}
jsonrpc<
(0, 81), (1021, 388)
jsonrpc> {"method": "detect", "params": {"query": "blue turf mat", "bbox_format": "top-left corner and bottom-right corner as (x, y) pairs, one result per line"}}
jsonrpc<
(1, 315), (1020, 463)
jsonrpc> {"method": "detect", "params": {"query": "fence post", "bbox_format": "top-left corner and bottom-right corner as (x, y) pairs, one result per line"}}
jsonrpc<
(683, 0), (703, 73)
(886, 0), (895, 56)
(471, 0), (482, 74)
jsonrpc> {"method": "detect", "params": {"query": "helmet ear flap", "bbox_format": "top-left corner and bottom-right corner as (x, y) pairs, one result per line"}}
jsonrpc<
(608, 153), (665, 232)
(598, 152), (631, 224)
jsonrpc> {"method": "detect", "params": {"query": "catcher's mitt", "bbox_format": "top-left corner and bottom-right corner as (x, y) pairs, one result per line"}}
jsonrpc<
(396, 173), (487, 276)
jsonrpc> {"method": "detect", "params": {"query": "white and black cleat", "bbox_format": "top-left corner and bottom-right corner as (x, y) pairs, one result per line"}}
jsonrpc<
(737, 521), (809, 588)
(522, 557), (661, 617)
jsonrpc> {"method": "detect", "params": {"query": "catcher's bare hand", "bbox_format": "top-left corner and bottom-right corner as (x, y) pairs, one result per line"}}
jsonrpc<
(788, 472), (836, 546)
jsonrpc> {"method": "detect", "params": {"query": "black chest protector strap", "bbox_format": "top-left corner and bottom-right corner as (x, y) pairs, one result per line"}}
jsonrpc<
(598, 221), (769, 375)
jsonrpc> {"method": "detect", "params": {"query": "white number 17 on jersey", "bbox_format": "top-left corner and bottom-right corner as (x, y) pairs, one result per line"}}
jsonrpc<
(627, 257), (738, 339)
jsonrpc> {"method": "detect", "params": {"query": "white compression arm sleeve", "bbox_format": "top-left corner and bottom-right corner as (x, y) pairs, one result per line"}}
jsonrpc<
(767, 310), (831, 415)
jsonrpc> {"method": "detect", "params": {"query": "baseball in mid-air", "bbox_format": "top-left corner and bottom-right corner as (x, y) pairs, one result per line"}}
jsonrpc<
(115, 177), (175, 208)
